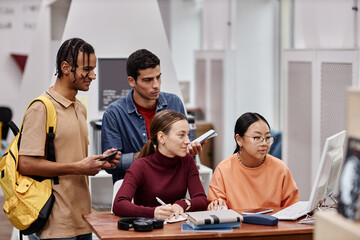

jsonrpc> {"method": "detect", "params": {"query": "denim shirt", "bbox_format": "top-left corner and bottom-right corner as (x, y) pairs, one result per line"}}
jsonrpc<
(101, 89), (186, 183)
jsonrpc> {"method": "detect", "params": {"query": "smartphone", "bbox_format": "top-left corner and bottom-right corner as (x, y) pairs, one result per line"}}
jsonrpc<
(241, 208), (273, 215)
(192, 129), (217, 144)
(98, 150), (118, 161)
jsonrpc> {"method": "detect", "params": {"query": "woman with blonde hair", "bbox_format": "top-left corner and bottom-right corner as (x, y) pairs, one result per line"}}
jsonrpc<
(113, 110), (207, 220)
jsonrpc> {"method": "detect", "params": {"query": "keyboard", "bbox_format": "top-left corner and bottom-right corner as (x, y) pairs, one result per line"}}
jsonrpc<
(271, 201), (309, 220)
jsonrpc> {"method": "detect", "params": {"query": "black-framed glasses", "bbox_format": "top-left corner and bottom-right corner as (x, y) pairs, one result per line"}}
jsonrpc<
(244, 135), (275, 145)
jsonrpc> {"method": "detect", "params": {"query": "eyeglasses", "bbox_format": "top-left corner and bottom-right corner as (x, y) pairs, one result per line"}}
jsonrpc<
(244, 135), (275, 145)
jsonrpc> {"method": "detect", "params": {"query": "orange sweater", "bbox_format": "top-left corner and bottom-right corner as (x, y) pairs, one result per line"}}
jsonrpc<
(208, 154), (299, 210)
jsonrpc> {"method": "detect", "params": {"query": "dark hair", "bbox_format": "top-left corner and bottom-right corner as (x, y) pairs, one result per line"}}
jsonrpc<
(233, 112), (271, 153)
(126, 49), (160, 81)
(55, 38), (95, 79)
(138, 110), (187, 158)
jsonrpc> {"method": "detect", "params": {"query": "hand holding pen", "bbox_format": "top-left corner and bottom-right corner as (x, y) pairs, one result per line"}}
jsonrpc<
(154, 197), (184, 220)
(156, 197), (167, 206)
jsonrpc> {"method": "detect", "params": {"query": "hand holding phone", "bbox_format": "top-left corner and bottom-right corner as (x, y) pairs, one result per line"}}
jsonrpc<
(241, 208), (273, 215)
(98, 150), (119, 161)
(192, 129), (217, 144)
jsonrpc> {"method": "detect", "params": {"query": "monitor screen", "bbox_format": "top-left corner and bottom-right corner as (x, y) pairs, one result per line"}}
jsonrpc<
(307, 130), (347, 212)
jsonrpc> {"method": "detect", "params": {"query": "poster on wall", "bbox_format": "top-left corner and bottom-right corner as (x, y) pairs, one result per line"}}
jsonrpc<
(0, 1), (40, 32)
(98, 58), (129, 111)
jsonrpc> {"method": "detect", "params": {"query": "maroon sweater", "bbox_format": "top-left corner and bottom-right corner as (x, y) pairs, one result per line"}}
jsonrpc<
(112, 150), (208, 217)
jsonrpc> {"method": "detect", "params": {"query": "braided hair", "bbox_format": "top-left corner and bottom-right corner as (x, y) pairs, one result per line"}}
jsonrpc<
(55, 38), (95, 82)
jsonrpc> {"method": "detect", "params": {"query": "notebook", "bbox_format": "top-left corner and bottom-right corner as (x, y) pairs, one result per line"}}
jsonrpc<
(187, 209), (243, 225)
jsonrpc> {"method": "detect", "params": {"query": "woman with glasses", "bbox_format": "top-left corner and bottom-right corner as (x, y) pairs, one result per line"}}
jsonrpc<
(207, 112), (299, 210)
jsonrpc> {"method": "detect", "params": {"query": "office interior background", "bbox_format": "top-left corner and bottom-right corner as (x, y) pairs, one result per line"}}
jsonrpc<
(1, 0), (359, 203)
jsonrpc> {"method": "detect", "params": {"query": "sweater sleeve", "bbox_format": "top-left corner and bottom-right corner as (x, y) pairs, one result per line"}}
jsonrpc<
(207, 164), (227, 203)
(280, 167), (300, 207)
(112, 162), (156, 218)
(175, 155), (207, 211)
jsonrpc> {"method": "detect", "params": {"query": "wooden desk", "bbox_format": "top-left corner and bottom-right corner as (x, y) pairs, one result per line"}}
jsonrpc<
(83, 211), (313, 240)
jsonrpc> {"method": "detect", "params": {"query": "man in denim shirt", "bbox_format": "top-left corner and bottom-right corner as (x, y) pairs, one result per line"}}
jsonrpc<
(101, 49), (203, 183)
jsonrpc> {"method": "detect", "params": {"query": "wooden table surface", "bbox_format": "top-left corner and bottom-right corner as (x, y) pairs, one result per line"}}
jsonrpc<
(83, 209), (313, 240)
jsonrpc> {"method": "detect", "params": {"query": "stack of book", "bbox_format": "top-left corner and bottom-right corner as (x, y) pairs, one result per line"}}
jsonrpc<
(184, 209), (243, 230)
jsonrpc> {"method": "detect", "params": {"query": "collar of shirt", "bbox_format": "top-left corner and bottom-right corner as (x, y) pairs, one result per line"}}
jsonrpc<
(150, 149), (182, 168)
(126, 89), (169, 115)
(46, 86), (77, 109)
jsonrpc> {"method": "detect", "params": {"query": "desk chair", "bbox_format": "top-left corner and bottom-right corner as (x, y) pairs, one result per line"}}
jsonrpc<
(111, 179), (135, 213)
(111, 179), (124, 213)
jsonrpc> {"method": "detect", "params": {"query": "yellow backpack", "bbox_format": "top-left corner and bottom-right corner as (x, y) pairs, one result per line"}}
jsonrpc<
(0, 96), (58, 235)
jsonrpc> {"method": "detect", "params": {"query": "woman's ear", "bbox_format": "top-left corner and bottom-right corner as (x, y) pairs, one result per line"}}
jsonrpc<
(157, 131), (165, 146)
(235, 134), (242, 147)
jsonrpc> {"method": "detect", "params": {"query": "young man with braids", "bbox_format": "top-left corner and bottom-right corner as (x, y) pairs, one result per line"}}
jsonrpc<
(101, 49), (204, 184)
(18, 38), (120, 240)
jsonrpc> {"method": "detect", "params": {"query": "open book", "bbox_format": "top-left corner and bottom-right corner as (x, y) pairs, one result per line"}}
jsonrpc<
(192, 129), (217, 143)
(187, 209), (243, 225)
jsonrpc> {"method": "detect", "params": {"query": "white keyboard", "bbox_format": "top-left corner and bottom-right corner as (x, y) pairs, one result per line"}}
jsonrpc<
(271, 201), (309, 220)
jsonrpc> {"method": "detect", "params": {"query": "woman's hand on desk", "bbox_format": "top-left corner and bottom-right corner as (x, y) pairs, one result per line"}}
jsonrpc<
(208, 198), (228, 211)
(154, 204), (173, 220)
(154, 204), (185, 220)
(171, 203), (185, 219)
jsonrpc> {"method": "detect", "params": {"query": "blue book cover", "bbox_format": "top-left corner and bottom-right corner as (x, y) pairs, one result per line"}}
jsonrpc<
(181, 223), (234, 232)
(186, 220), (240, 230)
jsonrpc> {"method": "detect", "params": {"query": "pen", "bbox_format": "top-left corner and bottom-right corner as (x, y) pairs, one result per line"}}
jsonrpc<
(156, 197), (166, 206)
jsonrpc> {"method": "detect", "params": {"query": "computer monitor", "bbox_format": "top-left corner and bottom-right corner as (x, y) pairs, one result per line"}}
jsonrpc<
(307, 130), (347, 212)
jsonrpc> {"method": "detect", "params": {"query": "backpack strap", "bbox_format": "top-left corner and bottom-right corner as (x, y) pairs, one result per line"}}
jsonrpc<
(7, 121), (21, 149)
(8, 121), (19, 136)
(31, 96), (57, 135)
(25, 96), (59, 185)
